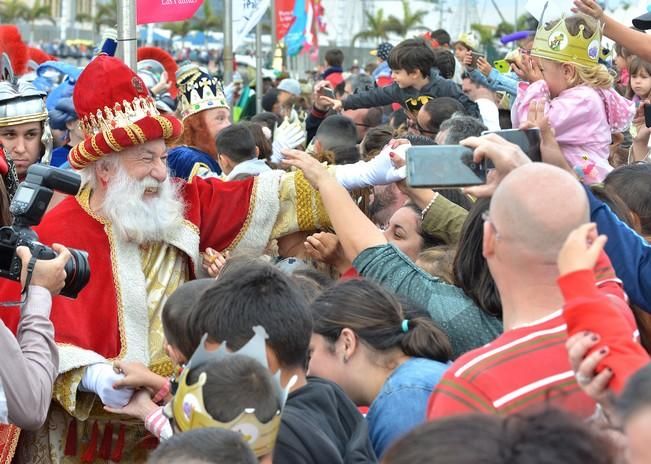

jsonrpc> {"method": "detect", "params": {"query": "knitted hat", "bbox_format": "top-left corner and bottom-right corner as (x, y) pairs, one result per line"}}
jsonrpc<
(277, 78), (301, 97)
(68, 55), (182, 170)
(370, 42), (393, 61)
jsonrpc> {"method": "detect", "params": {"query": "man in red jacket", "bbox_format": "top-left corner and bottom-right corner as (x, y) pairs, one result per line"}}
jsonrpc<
(427, 161), (636, 420)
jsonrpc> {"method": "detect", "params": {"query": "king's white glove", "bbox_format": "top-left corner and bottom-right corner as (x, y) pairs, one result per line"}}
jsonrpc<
(335, 144), (408, 190)
(271, 111), (306, 164)
(80, 363), (134, 408)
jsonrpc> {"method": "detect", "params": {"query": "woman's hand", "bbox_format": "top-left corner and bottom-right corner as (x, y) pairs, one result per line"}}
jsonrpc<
(566, 331), (616, 411)
(558, 223), (607, 276)
(282, 149), (334, 190)
(305, 232), (352, 273)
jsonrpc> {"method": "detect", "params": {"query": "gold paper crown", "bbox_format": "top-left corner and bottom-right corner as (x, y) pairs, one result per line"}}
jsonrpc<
(531, 6), (602, 68)
(177, 67), (229, 120)
(165, 326), (296, 457)
(79, 95), (160, 138)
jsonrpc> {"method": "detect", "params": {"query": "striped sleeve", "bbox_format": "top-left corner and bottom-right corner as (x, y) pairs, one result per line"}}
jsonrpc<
(427, 371), (496, 420)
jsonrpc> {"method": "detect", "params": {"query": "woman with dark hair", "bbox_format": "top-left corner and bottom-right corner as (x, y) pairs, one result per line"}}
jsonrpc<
(308, 279), (452, 457)
(383, 408), (617, 464)
(453, 198), (502, 318)
(286, 149), (501, 358)
(383, 203), (442, 261)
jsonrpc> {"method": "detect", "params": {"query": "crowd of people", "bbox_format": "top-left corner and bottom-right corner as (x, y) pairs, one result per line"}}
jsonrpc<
(2, 0), (651, 462)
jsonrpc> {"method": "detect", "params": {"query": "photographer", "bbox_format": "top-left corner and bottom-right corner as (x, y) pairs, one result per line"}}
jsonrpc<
(0, 244), (70, 429)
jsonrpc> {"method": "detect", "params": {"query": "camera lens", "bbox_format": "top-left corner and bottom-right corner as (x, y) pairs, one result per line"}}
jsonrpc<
(61, 249), (90, 298)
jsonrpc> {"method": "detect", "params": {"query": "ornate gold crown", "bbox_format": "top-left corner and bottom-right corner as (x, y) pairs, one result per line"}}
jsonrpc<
(79, 95), (160, 138)
(531, 5), (602, 68)
(176, 66), (228, 120)
(164, 327), (295, 457)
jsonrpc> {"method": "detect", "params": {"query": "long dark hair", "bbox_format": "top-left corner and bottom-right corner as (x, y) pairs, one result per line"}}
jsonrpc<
(453, 198), (502, 318)
(402, 203), (443, 250)
(310, 279), (452, 362)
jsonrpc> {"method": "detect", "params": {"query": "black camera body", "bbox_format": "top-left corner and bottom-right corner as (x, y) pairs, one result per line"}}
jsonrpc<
(0, 165), (90, 298)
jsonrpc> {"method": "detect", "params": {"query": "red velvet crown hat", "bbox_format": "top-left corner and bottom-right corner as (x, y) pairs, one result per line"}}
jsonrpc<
(69, 55), (182, 170)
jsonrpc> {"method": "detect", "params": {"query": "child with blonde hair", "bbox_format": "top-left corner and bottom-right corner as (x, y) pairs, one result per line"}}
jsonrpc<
(513, 14), (634, 183)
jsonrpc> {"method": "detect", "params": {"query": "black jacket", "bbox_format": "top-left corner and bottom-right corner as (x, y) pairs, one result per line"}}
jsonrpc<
(342, 70), (479, 118)
(273, 377), (378, 464)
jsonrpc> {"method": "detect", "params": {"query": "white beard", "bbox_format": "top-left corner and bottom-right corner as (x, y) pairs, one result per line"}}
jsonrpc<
(100, 166), (185, 244)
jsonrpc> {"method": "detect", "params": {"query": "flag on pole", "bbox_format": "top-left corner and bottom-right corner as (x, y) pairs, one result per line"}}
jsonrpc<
(136, 0), (203, 25)
(232, 0), (271, 50)
(285, 0), (307, 56)
(275, 0), (296, 42)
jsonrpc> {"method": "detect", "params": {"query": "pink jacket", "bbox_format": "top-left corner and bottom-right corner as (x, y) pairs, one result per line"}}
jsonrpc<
(513, 80), (635, 184)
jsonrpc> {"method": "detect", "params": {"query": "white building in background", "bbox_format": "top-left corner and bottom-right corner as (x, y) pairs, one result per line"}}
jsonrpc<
(319, 0), (479, 48)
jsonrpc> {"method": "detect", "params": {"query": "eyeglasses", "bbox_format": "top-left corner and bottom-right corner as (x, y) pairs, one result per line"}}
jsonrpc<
(482, 210), (501, 240)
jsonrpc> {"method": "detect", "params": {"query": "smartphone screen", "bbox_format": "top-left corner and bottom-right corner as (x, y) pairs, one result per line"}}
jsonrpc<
(319, 87), (335, 99)
(644, 104), (651, 128)
(482, 128), (542, 163)
(406, 145), (486, 189)
(469, 51), (483, 68)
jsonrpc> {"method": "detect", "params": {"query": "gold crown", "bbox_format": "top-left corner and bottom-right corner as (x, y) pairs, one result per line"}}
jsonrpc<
(531, 7), (602, 68)
(79, 95), (160, 137)
(165, 327), (295, 457)
(177, 68), (229, 120)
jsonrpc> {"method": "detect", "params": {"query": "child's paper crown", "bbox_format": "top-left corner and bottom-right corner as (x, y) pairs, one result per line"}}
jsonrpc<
(531, 2), (602, 68)
(165, 326), (296, 457)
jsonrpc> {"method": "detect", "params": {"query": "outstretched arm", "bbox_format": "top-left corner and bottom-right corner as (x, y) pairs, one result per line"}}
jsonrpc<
(282, 150), (387, 262)
(573, 0), (651, 62)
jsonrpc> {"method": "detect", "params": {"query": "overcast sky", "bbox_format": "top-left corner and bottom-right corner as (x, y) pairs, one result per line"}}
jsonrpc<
(479, 0), (634, 26)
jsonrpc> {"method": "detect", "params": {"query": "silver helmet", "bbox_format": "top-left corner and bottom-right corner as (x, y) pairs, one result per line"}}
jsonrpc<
(0, 52), (52, 164)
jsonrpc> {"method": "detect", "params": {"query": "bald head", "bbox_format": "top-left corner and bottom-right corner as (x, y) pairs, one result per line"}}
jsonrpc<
(490, 164), (589, 263)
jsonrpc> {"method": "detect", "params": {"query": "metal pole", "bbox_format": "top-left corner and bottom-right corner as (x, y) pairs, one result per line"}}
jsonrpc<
(271, 0), (277, 51)
(224, 0), (234, 85)
(117, 0), (137, 69)
(256, 22), (263, 114)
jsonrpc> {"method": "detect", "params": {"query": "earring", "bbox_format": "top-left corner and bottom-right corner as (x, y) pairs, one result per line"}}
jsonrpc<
(343, 355), (349, 364)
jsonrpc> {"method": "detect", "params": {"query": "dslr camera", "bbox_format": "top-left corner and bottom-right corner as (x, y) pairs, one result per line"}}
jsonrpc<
(0, 165), (90, 298)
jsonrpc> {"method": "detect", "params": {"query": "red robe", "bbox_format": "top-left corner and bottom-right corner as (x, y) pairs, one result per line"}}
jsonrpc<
(0, 176), (258, 358)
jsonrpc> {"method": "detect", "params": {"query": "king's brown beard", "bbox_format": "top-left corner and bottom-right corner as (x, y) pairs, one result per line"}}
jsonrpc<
(179, 113), (217, 158)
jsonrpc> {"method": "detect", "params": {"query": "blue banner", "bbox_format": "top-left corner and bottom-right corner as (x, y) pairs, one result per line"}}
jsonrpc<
(285, 0), (307, 57)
